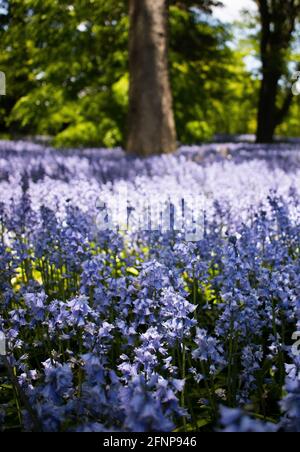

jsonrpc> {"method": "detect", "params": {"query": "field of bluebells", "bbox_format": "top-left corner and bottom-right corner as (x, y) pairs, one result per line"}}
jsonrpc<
(1, 140), (300, 432)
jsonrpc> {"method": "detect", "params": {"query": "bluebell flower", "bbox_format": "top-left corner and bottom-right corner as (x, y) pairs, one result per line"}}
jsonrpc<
(219, 406), (277, 432)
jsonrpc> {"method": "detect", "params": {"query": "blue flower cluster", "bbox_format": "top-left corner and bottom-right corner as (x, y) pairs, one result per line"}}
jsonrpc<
(0, 140), (300, 432)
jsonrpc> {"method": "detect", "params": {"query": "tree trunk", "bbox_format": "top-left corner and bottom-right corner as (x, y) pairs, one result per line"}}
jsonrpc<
(256, 71), (280, 143)
(127, 0), (177, 156)
(255, 0), (299, 144)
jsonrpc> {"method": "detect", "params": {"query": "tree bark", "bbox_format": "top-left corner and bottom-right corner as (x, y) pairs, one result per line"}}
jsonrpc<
(256, 71), (280, 143)
(127, 0), (177, 156)
(256, 0), (277, 143)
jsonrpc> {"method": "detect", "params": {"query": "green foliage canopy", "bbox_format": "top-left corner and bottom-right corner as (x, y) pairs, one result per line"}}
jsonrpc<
(0, 0), (297, 146)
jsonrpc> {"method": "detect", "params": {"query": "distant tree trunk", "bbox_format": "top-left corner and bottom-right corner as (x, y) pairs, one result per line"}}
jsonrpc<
(256, 65), (281, 143)
(127, 0), (177, 156)
(256, 0), (300, 144)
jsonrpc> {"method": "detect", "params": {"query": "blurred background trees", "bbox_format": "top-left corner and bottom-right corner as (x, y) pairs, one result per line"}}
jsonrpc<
(255, 0), (300, 143)
(0, 0), (299, 149)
